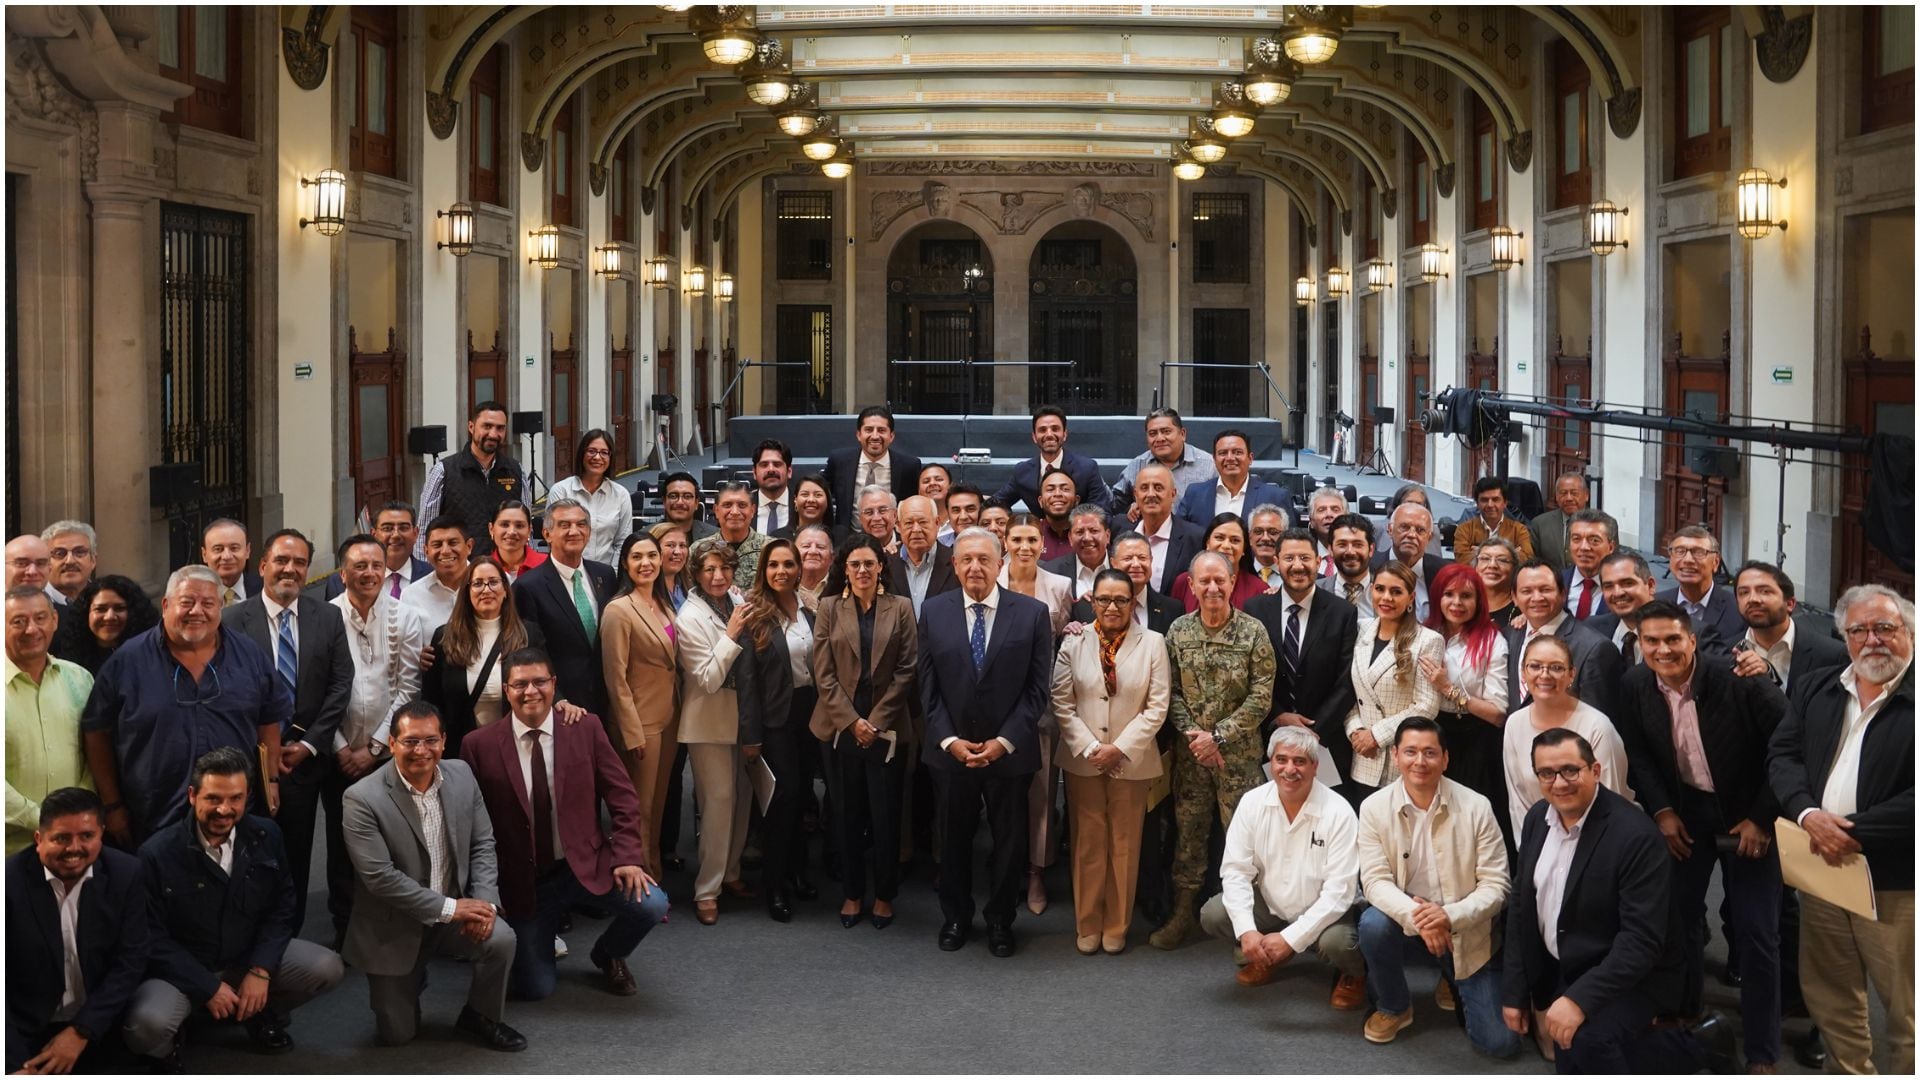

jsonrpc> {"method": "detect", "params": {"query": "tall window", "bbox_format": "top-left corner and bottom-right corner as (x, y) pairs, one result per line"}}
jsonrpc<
(550, 97), (575, 227)
(348, 6), (397, 177)
(1554, 38), (1592, 209)
(1472, 96), (1498, 230)
(1408, 132), (1430, 246)
(1672, 7), (1733, 179)
(611, 137), (630, 242)
(1863, 6), (1915, 133)
(154, 7), (244, 138)
(776, 190), (833, 280)
(468, 44), (503, 207)
(1191, 192), (1250, 283)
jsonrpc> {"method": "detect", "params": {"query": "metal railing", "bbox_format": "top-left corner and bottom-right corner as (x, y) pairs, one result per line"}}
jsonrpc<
(1155, 359), (1304, 465)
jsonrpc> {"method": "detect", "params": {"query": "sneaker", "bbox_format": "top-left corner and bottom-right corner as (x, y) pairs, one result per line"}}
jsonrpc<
(1331, 973), (1367, 1011)
(1434, 979), (1457, 1011)
(553, 935), (569, 959)
(1363, 1009), (1414, 1044)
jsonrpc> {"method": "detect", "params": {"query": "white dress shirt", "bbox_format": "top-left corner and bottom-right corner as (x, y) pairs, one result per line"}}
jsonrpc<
(1566, 572), (1604, 618)
(1066, 556), (1103, 600)
(511, 714), (564, 858)
(1521, 611), (1570, 659)
(1219, 780), (1360, 951)
(1280, 584), (1316, 646)
(1533, 798), (1595, 960)
(401, 572), (462, 629)
(1812, 659), (1913, 820)
(199, 827), (235, 875)
(1742, 620), (1797, 689)
(404, 767), (459, 924)
(1401, 800), (1440, 904)
(901, 547), (938, 618)
(217, 576), (250, 606)
(1443, 630), (1510, 714)
(1145, 514), (1174, 592)
(938, 587), (1015, 755)
(47, 864), (93, 1020)
(1320, 572), (1376, 619)
(755, 489), (793, 537)
(857, 453), (890, 494)
(784, 614), (815, 688)
(330, 592), (428, 751)
(1213, 477), (1250, 521)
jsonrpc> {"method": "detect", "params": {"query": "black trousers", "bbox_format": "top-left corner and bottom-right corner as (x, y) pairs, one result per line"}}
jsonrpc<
(277, 750), (328, 934)
(1438, 710), (1511, 843)
(826, 730), (907, 903)
(660, 744), (690, 857)
(933, 765), (1030, 926)
(1543, 967), (1707, 1075)
(757, 689), (818, 893)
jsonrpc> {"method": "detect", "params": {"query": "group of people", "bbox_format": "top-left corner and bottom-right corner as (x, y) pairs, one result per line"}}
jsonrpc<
(3, 400), (1911, 1076)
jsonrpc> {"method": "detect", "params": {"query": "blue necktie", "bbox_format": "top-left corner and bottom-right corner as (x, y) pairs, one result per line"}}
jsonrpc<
(275, 609), (297, 697)
(766, 499), (780, 535)
(969, 602), (987, 675)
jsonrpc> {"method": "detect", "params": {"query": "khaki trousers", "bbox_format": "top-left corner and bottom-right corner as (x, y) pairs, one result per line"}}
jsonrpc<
(1801, 890), (1914, 1075)
(1064, 770), (1150, 941)
(621, 719), (679, 874)
(688, 742), (751, 902)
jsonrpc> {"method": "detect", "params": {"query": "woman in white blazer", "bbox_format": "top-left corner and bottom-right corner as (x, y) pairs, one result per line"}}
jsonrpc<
(1001, 514), (1075, 913)
(676, 537), (752, 925)
(1052, 569), (1171, 956)
(1344, 560), (1445, 793)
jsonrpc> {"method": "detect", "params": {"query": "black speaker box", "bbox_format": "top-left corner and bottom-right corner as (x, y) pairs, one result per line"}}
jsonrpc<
(1372, 405), (1397, 425)
(511, 411), (544, 437)
(406, 425), (448, 455)
(1687, 444), (1740, 479)
(651, 394), (679, 413)
(148, 462), (203, 508)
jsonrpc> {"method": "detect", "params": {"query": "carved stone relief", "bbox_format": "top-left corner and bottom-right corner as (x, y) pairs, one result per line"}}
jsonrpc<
(521, 133), (545, 172)
(589, 164), (608, 197)
(5, 40), (99, 182)
(640, 185), (656, 213)
(1098, 190), (1155, 240)
(281, 17), (330, 93)
(1606, 88), (1642, 139)
(1505, 131), (1532, 173)
(868, 187), (926, 239)
(1435, 162), (1456, 199)
(957, 189), (1065, 234)
(1381, 189), (1397, 219)
(426, 91), (458, 140)
(1755, 7), (1813, 84)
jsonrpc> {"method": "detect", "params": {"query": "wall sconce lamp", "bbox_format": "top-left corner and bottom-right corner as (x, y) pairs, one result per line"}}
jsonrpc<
(1171, 151), (1206, 181)
(595, 244), (622, 277)
(645, 255), (676, 289)
(299, 169), (346, 235)
(1418, 243), (1449, 282)
(714, 272), (735, 302)
(683, 263), (709, 296)
(1586, 200), (1628, 256)
(1489, 226), (1524, 270)
(1736, 169), (1788, 239)
(1294, 275), (1316, 306)
(436, 202), (474, 256)
(528, 225), (560, 269)
(1325, 265), (1348, 298)
(1365, 256), (1393, 292)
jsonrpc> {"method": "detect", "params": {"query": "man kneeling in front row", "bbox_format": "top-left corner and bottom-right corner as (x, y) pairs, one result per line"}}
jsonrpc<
(1199, 725), (1367, 1009)
(126, 747), (346, 1067)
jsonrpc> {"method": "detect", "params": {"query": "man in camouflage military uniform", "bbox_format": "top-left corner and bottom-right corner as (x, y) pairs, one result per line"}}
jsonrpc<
(708, 481), (768, 589)
(1150, 551), (1275, 949)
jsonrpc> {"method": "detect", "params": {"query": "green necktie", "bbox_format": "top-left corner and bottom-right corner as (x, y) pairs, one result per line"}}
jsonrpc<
(571, 569), (598, 638)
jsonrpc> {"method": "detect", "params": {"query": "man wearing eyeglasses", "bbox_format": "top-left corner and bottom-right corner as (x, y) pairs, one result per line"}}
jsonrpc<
(321, 503), (431, 602)
(1767, 585), (1915, 1076)
(82, 565), (293, 847)
(39, 520), (98, 608)
(1656, 526), (1745, 647)
(656, 472), (718, 543)
(4, 534), (55, 595)
(1614, 600), (1790, 1072)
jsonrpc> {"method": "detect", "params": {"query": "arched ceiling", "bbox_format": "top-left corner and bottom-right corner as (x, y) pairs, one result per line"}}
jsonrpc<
(420, 4), (1644, 224)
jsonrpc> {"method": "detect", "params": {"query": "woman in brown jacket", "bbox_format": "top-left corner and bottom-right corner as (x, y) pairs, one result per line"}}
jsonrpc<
(601, 531), (679, 873)
(810, 534), (918, 928)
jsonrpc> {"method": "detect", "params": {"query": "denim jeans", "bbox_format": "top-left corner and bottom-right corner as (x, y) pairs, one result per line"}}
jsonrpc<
(1357, 905), (1523, 1059)
(505, 863), (669, 1002)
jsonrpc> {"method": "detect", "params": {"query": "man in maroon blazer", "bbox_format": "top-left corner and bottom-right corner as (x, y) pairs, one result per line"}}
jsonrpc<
(460, 647), (666, 1001)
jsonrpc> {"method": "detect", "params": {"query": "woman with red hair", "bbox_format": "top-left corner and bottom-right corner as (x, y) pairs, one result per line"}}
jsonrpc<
(1419, 562), (1512, 837)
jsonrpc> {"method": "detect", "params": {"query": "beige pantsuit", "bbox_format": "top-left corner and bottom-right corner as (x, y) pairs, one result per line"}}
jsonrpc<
(602, 592), (679, 872)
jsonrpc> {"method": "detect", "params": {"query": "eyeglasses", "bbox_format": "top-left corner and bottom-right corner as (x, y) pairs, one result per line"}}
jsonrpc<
(48, 546), (92, 560)
(1533, 764), (1589, 784)
(506, 677), (555, 692)
(1523, 661), (1570, 676)
(1844, 622), (1906, 642)
(371, 523), (411, 535)
(469, 578), (504, 592)
(1397, 747), (1444, 762)
(1667, 544), (1716, 561)
(858, 507), (893, 519)
(1089, 596), (1132, 608)
(395, 736), (444, 751)
(6, 557), (51, 571)
(171, 662), (223, 707)
(582, 448), (612, 459)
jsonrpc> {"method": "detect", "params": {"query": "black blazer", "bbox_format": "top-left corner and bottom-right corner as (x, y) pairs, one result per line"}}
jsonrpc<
(224, 593), (354, 753)
(991, 448), (1112, 514)
(318, 557), (434, 601)
(1615, 659), (1789, 827)
(734, 608), (819, 746)
(511, 559), (617, 716)
(6, 847), (150, 1068)
(421, 620), (549, 758)
(823, 447), (922, 528)
(1152, 515), (1209, 596)
(917, 589), (1055, 776)
(1770, 664), (1914, 889)
(1245, 588), (1360, 773)
(885, 545), (960, 602)
(1505, 616), (1625, 719)
(1503, 787), (1686, 1016)
(138, 814), (294, 1002)
(771, 520), (850, 547)
(1655, 585), (1747, 652)
(1783, 615), (1850, 690)
(1068, 588), (1184, 635)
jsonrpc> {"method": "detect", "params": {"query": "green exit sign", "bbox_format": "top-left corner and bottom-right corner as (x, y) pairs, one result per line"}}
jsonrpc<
(524, 355), (536, 368)
(1771, 366), (1794, 384)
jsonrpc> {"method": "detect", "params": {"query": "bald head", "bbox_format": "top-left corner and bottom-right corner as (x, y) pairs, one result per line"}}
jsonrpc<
(4, 536), (51, 591)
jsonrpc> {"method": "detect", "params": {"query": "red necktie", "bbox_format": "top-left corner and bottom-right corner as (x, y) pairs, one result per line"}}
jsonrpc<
(1321, 554), (1335, 578)
(1576, 578), (1596, 619)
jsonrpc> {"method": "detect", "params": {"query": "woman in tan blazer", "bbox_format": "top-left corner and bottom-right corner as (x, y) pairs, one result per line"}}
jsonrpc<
(601, 531), (679, 873)
(1344, 560), (1445, 793)
(810, 534), (918, 929)
(677, 538), (751, 924)
(1052, 568), (1170, 955)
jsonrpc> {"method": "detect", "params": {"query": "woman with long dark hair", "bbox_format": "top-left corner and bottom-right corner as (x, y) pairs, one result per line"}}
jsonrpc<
(602, 531), (680, 872)
(50, 575), (159, 674)
(422, 557), (546, 757)
(1168, 513), (1266, 611)
(487, 500), (547, 582)
(732, 538), (820, 921)
(1419, 562), (1510, 824)
(774, 474), (845, 546)
(1343, 561), (1445, 795)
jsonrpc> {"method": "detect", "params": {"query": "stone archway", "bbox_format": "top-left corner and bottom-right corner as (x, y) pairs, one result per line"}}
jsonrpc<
(1027, 218), (1138, 414)
(885, 219), (996, 414)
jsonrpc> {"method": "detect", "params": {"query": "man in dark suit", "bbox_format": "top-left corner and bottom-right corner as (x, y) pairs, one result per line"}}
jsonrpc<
(1613, 600), (1791, 1070)
(1174, 429), (1291, 531)
(1657, 525), (1745, 647)
(127, 748), (345, 1065)
(886, 495), (960, 619)
(223, 528), (354, 936)
(1506, 560), (1624, 717)
(1501, 730), (1729, 1074)
(321, 501), (433, 601)
(920, 529), (1055, 958)
(1132, 462), (1206, 595)
(1246, 528), (1359, 777)
(1561, 509), (1618, 621)
(1371, 501), (1448, 623)
(1042, 503), (1112, 599)
(991, 406), (1112, 514)
(1587, 550), (1659, 663)
(823, 406), (922, 529)
(461, 648), (666, 1002)
(6, 787), (150, 1075)
(511, 499), (616, 716)
(1731, 561), (1849, 693)
(202, 518), (264, 608)
(1525, 473), (1589, 574)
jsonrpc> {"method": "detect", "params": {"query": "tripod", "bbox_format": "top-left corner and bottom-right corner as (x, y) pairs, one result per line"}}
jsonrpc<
(1357, 422), (1397, 477)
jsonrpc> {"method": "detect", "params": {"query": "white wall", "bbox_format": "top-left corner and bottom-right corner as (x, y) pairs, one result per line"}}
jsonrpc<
(420, 99), (460, 460)
(276, 40), (338, 554)
(1501, 154), (1538, 486)
(584, 184), (608, 430)
(1598, 97), (1651, 548)
(515, 153), (546, 449)
(1263, 181), (1293, 419)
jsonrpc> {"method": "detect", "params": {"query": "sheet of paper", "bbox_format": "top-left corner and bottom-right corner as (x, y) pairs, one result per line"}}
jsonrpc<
(749, 756), (777, 815)
(1775, 816), (1878, 921)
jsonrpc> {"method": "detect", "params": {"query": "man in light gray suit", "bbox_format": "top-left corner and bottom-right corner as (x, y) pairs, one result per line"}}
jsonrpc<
(340, 702), (526, 1053)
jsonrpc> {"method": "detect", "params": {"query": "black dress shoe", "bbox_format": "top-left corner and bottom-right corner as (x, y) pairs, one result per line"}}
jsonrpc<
(455, 1006), (528, 1052)
(1794, 1028), (1827, 1070)
(1721, 956), (1743, 988)
(986, 923), (1015, 958)
(870, 910), (894, 930)
(244, 1017), (294, 1054)
(790, 874), (819, 901)
(663, 853), (687, 872)
(839, 909), (865, 929)
(938, 920), (969, 951)
(768, 890), (794, 923)
(1686, 1010), (1738, 1074)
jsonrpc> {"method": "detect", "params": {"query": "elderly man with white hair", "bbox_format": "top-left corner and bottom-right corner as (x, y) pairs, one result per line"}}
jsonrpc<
(1768, 584), (1916, 1076)
(38, 520), (97, 607)
(1373, 500), (1447, 623)
(81, 564), (292, 846)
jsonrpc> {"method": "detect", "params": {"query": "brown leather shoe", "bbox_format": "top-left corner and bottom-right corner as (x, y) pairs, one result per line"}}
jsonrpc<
(594, 951), (638, 996)
(722, 879), (757, 900)
(1331, 973), (1367, 1011)
(695, 899), (719, 925)
(1236, 957), (1275, 987)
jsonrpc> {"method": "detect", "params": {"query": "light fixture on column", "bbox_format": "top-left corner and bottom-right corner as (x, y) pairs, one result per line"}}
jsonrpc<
(740, 39), (794, 106)
(692, 8), (759, 66)
(800, 125), (841, 161)
(1282, 5), (1352, 65)
(714, 272), (735, 302)
(683, 263), (709, 296)
(771, 82), (818, 135)
(299, 169), (346, 235)
(1326, 264), (1348, 298)
(1586, 199), (1628, 255)
(820, 148), (855, 179)
(1171, 150), (1206, 181)
(1186, 125), (1227, 164)
(436, 201), (474, 256)
(595, 244), (622, 277)
(1736, 169), (1788, 239)
(1489, 226), (1524, 270)
(1242, 39), (1298, 106)
(1365, 256), (1392, 292)
(1418, 242), (1449, 282)
(645, 255), (676, 289)
(528, 225), (560, 269)
(1295, 275), (1316, 306)
(1209, 82), (1257, 138)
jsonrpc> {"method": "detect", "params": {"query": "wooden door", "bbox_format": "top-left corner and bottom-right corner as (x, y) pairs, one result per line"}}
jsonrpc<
(1838, 327), (1914, 595)
(1658, 331), (1731, 547)
(467, 330), (504, 411)
(610, 344), (633, 472)
(348, 326), (407, 520)
(1468, 341), (1500, 478)
(693, 344), (711, 448)
(655, 344), (677, 451)
(1358, 351), (1380, 462)
(1403, 348), (1430, 482)
(1545, 339), (1592, 483)
(549, 334), (578, 480)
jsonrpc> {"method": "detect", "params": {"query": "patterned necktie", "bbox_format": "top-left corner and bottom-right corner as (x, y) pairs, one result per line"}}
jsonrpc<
(1344, 581), (1361, 607)
(969, 602), (988, 675)
(1282, 603), (1303, 678)
(275, 609), (297, 697)
(388, 571), (404, 599)
(861, 461), (876, 491)
(571, 569), (598, 638)
(527, 730), (556, 867)
(1260, 565), (1277, 587)
(222, 586), (236, 608)
(1575, 578), (1596, 619)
